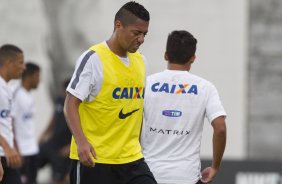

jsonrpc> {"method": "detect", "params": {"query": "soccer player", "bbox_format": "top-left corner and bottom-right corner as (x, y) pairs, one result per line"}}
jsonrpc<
(12, 62), (40, 184)
(0, 44), (25, 184)
(64, 2), (156, 184)
(141, 30), (227, 184)
(37, 79), (72, 184)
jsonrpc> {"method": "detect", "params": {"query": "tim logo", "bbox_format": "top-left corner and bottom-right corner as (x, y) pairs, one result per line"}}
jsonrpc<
(23, 113), (33, 120)
(162, 110), (182, 117)
(0, 109), (10, 118)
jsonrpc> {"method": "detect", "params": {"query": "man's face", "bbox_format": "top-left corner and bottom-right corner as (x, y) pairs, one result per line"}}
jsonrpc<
(117, 18), (149, 53)
(8, 53), (25, 79)
(30, 71), (40, 89)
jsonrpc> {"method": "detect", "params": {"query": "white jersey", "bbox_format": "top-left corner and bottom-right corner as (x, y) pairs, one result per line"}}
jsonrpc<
(0, 76), (14, 156)
(12, 85), (39, 156)
(141, 70), (226, 184)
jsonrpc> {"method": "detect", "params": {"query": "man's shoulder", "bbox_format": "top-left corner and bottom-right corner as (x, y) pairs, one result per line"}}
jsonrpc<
(147, 71), (164, 79)
(76, 48), (100, 67)
(188, 72), (214, 86)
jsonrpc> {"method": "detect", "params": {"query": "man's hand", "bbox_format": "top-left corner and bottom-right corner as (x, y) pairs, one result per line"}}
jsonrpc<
(4, 146), (22, 168)
(64, 93), (97, 167)
(200, 166), (218, 184)
(59, 144), (70, 157)
(77, 139), (97, 167)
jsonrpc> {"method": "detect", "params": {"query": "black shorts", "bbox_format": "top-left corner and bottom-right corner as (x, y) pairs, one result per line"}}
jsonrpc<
(38, 143), (71, 181)
(70, 158), (157, 184)
(20, 154), (38, 183)
(0, 157), (21, 184)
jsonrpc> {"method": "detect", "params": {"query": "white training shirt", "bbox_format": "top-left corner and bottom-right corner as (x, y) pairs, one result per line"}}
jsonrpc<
(0, 76), (14, 156)
(141, 70), (226, 184)
(67, 41), (147, 101)
(12, 85), (39, 156)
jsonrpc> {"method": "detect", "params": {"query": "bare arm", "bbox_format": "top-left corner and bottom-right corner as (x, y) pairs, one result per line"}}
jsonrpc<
(0, 134), (22, 168)
(11, 117), (20, 152)
(0, 160), (3, 181)
(201, 116), (226, 183)
(64, 92), (96, 167)
(59, 144), (71, 157)
(211, 116), (226, 169)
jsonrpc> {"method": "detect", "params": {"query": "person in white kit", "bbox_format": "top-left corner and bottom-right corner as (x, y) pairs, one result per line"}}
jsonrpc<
(12, 62), (40, 184)
(141, 30), (227, 184)
(0, 44), (25, 184)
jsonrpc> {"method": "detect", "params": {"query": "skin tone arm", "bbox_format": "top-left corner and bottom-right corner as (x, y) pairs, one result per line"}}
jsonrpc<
(59, 144), (71, 157)
(0, 134), (22, 168)
(64, 93), (96, 167)
(201, 116), (226, 184)
(0, 160), (3, 181)
(11, 117), (20, 153)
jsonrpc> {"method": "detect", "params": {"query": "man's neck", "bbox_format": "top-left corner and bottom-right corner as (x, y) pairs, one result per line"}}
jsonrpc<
(106, 38), (127, 57)
(0, 69), (10, 82)
(22, 80), (31, 91)
(167, 63), (191, 71)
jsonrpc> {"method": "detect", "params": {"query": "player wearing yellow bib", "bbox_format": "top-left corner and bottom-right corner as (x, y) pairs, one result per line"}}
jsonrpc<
(64, 2), (156, 184)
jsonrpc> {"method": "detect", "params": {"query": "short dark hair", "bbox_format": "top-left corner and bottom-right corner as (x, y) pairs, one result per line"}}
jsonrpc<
(115, 1), (150, 26)
(22, 62), (40, 79)
(166, 30), (197, 65)
(0, 44), (23, 66)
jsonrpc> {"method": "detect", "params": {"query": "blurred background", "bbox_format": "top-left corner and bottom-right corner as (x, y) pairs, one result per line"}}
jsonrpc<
(1, 0), (281, 183)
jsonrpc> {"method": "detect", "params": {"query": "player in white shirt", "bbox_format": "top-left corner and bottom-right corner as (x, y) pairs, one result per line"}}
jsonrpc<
(141, 30), (227, 184)
(12, 62), (40, 184)
(0, 44), (25, 183)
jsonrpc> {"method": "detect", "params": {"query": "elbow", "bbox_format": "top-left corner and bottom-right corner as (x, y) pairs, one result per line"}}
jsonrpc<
(217, 123), (226, 136)
(63, 97), (68, 118)
(217, 129), (226, 141)
(63, 93), (72, 121)
(212, 117), (227, 137)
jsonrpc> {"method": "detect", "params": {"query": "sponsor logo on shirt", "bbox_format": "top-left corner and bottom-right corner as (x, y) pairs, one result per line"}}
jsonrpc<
(23, 113), (33, 121)
(150, 127), (190, 136)
(162, 110), (182, 117)
(151, 82), (198, 95)
(0, 109), (10, 118)
(119, 108), (140, 119)
(112, 87), (144, 99)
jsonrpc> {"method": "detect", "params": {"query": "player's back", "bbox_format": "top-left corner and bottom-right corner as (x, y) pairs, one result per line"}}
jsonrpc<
(141, 69), (220, 184)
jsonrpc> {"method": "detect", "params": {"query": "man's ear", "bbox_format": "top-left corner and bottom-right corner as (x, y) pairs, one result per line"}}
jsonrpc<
(190, 55), (196, 64)
(164, 52), (169, 61)
(114, 20), (122, 30)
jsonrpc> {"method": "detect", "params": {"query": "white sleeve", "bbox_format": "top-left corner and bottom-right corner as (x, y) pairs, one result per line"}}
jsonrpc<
(10, 96), (19, 118)
(10, 86), (21, 118)
(205, 83), (227, 123)
(67, 50), (98, 101)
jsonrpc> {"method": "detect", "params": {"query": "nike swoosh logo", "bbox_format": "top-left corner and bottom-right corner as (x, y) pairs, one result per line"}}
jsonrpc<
(119, 108), (140, 119)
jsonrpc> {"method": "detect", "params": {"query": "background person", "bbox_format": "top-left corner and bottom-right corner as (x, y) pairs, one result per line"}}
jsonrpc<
(0, 44), (25, 184)
(12, 62), (41, 184)
(37, 79), (72, 184)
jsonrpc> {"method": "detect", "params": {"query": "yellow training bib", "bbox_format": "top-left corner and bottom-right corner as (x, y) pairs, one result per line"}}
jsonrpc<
(70, 43), (145, 164)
